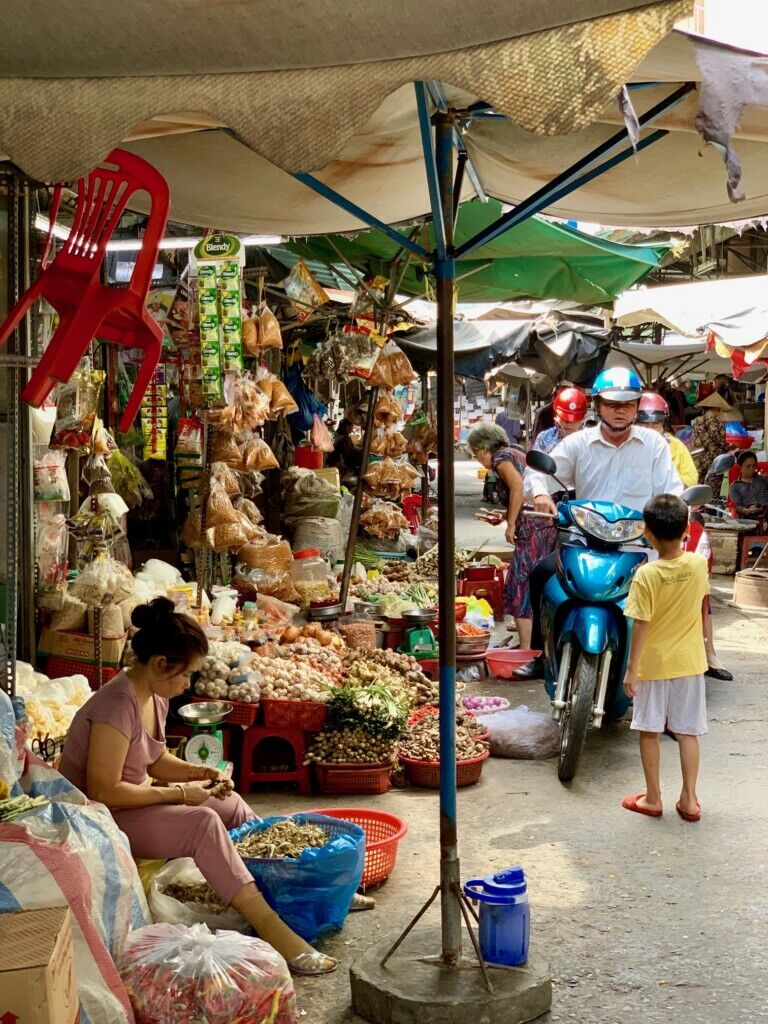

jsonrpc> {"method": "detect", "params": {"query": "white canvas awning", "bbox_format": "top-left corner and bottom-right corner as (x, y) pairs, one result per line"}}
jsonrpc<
(606, 337), (766, 380)
(1, 4), (767, 233)
(613, 275), (768, 340)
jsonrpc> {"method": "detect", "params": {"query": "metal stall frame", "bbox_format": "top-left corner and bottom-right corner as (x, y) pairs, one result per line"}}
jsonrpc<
(293, 77), (694, 967)
(1, 169), (35, 697)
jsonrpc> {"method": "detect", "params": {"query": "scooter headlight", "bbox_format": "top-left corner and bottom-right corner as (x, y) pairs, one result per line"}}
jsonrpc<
(570, 506), (644, 544)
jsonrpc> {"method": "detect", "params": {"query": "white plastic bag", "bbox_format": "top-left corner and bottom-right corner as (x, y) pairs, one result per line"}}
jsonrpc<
(149, 858), (248, 932)
(118, 922), (298, 1024)
(479, 704), (558, 759)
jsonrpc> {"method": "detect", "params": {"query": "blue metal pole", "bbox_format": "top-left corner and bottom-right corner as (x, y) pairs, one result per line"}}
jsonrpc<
(415, 82), (447, 262)
(432, 107), (461, 966)
(292, 172), (428, 259)
(456, 82), (695, 258)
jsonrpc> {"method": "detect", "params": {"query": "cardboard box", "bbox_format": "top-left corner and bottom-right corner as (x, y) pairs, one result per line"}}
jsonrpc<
(37, 629), (126, 668)
(0, 908), (78, 1024)
(311, 467), (341, 491)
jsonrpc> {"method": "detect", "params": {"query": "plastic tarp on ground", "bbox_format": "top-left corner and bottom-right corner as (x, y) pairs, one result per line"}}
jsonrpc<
(288, 200), (665, 305)
(4, 8), (768, 232)
(399, 317), (610, 382)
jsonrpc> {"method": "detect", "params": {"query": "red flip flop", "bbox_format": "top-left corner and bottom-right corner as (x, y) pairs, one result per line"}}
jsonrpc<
(621, 793), (663, 818)
(675, 800), (701, 822)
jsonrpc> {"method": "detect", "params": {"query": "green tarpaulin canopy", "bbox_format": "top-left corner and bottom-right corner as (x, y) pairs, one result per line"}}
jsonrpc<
(287, 199), (665, 306)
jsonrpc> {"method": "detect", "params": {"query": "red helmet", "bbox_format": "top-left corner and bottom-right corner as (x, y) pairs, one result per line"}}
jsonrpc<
(553, 387), (588, 423)
(636, 392), (669, 423)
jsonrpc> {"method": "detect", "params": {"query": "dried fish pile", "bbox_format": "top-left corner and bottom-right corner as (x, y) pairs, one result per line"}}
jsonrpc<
(234, 820), (328, 859)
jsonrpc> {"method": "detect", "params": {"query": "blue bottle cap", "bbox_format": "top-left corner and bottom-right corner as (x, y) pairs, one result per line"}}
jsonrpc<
(483, 865), (527, 896)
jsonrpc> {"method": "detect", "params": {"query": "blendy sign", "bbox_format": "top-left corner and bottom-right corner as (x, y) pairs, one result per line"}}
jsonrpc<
(191, 233), (245, 268)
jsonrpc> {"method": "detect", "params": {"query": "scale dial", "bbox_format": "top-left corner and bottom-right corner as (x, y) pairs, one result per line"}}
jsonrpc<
(184, 731), (224, 766)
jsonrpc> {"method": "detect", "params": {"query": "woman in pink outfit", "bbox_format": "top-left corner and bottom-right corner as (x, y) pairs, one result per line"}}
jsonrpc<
(60, 597), (336, 976)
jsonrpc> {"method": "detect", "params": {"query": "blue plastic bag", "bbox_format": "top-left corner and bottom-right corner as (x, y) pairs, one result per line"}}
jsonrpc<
(229, 813), (365, 943)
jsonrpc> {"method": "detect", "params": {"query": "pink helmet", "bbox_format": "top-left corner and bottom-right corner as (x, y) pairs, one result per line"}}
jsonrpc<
(636, 392), (669, 423)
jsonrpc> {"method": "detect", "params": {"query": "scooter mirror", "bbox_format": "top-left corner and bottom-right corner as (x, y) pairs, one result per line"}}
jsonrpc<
(526, 450), (557, 475)
(682, 484), (713, 507)
(707, 452), (736, 478)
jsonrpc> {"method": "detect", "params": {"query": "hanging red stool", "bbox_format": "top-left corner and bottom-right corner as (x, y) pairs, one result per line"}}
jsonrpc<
(0, 148), (170, 432)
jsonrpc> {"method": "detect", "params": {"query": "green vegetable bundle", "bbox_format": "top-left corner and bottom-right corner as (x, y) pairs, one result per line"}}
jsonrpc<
(325, 682), (408, 740)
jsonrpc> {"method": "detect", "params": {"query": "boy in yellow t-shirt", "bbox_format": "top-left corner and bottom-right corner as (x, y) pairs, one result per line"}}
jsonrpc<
(621, 494), (710, 823)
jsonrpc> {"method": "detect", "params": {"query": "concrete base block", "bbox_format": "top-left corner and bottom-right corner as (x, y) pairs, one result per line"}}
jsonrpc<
(350, 927), (552, 1024)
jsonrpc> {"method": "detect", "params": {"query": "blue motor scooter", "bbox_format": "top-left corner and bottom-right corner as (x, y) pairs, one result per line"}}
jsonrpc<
(525, 450), (715, 783)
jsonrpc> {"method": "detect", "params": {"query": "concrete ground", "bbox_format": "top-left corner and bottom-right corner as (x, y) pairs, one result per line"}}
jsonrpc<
(247, 465), (768, 1024)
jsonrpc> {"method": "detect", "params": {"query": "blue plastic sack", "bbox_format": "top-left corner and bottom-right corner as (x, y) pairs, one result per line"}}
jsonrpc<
(229, 813), (365, 943)
(285, 365), (327, 438)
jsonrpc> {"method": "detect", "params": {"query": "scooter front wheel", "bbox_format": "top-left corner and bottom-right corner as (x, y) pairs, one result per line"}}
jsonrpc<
(558, 650), (599, 783)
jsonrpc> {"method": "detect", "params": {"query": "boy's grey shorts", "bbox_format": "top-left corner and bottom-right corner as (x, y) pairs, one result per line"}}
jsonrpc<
(630, 674), (707, 736)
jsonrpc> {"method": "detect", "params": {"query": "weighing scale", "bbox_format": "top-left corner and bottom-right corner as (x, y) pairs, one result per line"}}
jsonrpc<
(400, 608), (439, 659)
(176, 701), (234, 776)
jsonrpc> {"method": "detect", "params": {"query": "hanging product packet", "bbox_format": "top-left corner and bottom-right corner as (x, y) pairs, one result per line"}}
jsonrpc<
(140, 368), (168, 461)
(284, 259), (329, 324)
(193, 234), (246, 404)
(366, 340), (416, 389)
(49, 366), (105, 453)
(35, 513), (69, 602)
(33, 450), (70, 503)
(373, 392), (403, 427)
(205, 477), (240, 527)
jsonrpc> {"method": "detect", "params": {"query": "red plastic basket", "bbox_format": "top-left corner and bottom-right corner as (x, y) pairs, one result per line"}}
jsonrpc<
(190, 696), (259, 727)
(399, 749), (489, 788)
(310, 807), (408, 887)
(313, 761), (393, 795)
(44, 657), (118, 690)
(261, 698), (327, 732)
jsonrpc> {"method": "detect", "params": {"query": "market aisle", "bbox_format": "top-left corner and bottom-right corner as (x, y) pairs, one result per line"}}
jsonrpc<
(246, 592), (768, 1024)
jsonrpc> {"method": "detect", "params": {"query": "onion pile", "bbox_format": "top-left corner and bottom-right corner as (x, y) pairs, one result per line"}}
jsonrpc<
(462, 695), (508, 714)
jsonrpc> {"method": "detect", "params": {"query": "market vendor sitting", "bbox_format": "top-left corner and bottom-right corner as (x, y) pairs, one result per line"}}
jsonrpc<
(59, 597), (337, 976)
(729, 450), (768, 526)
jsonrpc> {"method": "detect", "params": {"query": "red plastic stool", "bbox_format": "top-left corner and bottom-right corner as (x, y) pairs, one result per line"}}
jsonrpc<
(238, 726), (313, 795)
(458, 578), (504, 621)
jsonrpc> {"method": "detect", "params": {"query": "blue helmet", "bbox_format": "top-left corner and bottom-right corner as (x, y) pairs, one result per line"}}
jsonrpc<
(592, 367), (643, 402)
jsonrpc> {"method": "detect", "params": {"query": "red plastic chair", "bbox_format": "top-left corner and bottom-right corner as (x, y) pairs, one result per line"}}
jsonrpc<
(402, 493), (430, 534)
(0, 149), (170, 432)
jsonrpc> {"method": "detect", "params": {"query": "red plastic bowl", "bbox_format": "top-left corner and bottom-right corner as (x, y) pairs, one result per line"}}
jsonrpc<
(485, 648), (543, 680)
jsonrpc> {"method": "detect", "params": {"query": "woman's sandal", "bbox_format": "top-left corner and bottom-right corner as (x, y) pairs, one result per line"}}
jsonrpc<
(675, 800), (701, 822)
(287, 951), (339, 976)
(621, 793), (663, 818)
(349, 893), (376, 911)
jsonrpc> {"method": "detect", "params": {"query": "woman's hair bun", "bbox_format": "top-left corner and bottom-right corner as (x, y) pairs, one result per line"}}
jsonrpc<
(131, 596), (176, 631)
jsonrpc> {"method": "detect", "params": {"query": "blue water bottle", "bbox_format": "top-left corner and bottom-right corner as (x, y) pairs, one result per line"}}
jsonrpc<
(463, 865), (530, 966)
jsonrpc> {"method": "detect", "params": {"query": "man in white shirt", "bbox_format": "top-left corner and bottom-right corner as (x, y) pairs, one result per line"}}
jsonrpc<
(514, 367), (684, 680)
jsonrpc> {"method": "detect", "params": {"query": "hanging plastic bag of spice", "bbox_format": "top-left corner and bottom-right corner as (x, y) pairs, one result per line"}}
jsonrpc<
(284, 259), (329, 324)
(49, 367), (105, 453)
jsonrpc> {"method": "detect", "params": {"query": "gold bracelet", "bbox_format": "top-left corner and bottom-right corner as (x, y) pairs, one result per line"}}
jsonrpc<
(173, 784), (186, 805)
